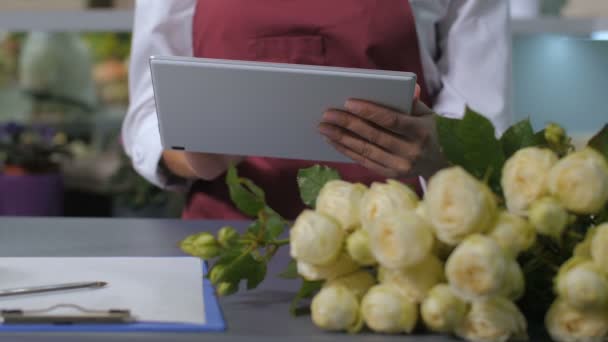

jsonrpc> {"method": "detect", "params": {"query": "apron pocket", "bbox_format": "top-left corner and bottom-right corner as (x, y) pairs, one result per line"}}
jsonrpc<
(250, 35), (326, 65)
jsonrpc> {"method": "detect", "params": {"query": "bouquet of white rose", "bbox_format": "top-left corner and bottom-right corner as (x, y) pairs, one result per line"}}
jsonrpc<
(180, 108), (608, 342)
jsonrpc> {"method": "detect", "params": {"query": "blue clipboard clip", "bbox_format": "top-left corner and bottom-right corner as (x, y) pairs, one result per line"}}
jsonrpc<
(1, 304), (134, 325)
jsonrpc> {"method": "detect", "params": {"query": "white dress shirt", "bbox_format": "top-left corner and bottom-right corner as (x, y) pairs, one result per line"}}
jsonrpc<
(123, 0), (512, 189)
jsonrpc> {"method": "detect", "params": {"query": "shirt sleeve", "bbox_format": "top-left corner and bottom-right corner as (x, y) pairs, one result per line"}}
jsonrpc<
(433, 0), (512, 135)
(121, 0), (197, 189)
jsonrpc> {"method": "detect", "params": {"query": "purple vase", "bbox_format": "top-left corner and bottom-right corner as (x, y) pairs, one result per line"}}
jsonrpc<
(0, 173), (63, 216)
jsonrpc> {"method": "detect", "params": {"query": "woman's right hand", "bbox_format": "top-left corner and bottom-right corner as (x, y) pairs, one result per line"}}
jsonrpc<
(162, 150), (244, 181)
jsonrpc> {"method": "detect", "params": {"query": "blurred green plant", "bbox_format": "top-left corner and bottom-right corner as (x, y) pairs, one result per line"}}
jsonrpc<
(82, 33), (131, 63)
(0, 122), (71, 174)
(110, 151), (184, 217)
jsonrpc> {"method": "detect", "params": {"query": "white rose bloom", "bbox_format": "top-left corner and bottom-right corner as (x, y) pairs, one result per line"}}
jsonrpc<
(572, 228), (597, 259)
(311, 285), (361, 332)
(346, 229), (376, 266)
(359, 180), (419, 232)
(361, 284), (418, 334)
(297, 252), (359, 281)
(488, 211), (537, 257)
(415, 201), (428, 220)
(290, 210), (344, 266)
(548, 148), (608, 214)
(456, 296), (528, 342)
(574, 241), (591, 259)
(501, 147), (558, 216)
(498, 260), (525, 301)
(591, 223), (608, 273)
(546, 299), (608, 342)
(380, 255), (444, 303)
(528, 197), (569, 239)
(556, 259), (608, 311)
(325, 270), (376, 299)
(316, 180), (367, 232)
(421, 284), (468, 333)
(425, 167), (497, 245)
(370, 210), (434, 269)
(446, 235), (508, 301)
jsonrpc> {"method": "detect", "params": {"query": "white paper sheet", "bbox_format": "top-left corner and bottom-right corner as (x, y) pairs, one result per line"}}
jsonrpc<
(0, 257), (205, 325)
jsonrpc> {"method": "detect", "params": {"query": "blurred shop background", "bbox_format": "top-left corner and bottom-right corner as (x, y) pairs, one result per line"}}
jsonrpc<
(0, 0), (183, 218)
(0, 0), (606, 218)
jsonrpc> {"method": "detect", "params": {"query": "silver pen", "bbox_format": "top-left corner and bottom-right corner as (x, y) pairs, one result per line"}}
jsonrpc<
(0, 282), (107, 297)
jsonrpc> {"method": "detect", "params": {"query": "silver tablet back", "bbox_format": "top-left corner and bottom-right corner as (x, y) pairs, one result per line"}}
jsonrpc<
(150, 56), (416, 163)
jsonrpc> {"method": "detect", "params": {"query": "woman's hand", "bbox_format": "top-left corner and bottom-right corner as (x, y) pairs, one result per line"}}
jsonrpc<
(318, 93), (445, 178)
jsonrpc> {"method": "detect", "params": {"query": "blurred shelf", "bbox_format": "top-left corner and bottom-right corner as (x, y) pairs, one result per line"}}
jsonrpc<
(512, 17), (608, 35)
(1, 10), (607, 37)
(0, 10), (133, 31)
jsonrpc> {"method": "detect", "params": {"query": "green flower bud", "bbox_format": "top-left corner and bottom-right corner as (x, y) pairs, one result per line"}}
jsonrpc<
(216, 282), (238, 296)
(528, 197), (568, 239)
(545, 123), (567, 146)
(217, 226), (238, 247)
(421, 284), (468, 333)
(346, 229), (376, 266)
(209, 264), (226, 285)
(180, 232), (221, 260)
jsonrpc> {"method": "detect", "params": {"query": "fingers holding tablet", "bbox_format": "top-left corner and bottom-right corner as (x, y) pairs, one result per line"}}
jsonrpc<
(319, 96), (437, 178)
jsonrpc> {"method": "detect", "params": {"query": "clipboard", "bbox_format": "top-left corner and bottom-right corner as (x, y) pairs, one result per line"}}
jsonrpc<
(0, 259), (226, 333)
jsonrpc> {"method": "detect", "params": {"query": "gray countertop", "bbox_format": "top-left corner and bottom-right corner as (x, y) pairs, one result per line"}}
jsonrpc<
(0, 217), (495, 341)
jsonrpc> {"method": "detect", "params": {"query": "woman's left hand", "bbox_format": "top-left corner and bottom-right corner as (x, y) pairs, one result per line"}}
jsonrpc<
(318, 96), (445, 178)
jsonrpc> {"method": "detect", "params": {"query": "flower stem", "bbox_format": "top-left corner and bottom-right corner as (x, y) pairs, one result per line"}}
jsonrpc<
(272, 239), (290, 246)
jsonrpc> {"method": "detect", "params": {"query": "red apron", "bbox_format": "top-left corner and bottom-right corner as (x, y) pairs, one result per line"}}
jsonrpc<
(183, 0), (433, 220)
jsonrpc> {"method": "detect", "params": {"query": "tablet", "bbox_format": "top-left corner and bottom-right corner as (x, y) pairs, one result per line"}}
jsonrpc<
(149, 56), (417, 163)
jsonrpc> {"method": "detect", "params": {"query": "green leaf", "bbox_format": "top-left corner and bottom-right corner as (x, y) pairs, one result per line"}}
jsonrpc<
(500, 119), (538, 158)
(245, 259), (267, 290)
(279, 259), (298, 279)
(588, 124), (608, 161)
(436, 107), (506, 192)
(297, 165), (341, 208)
(533, 130), (548, 146)
(215, 244), (247, 271)
(263, 208), (287, 241)
(217, 249), (267, 291)
(226, 165), (266, 217)
(290, 279), (324, 316)
(247, 221), (261, 236)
